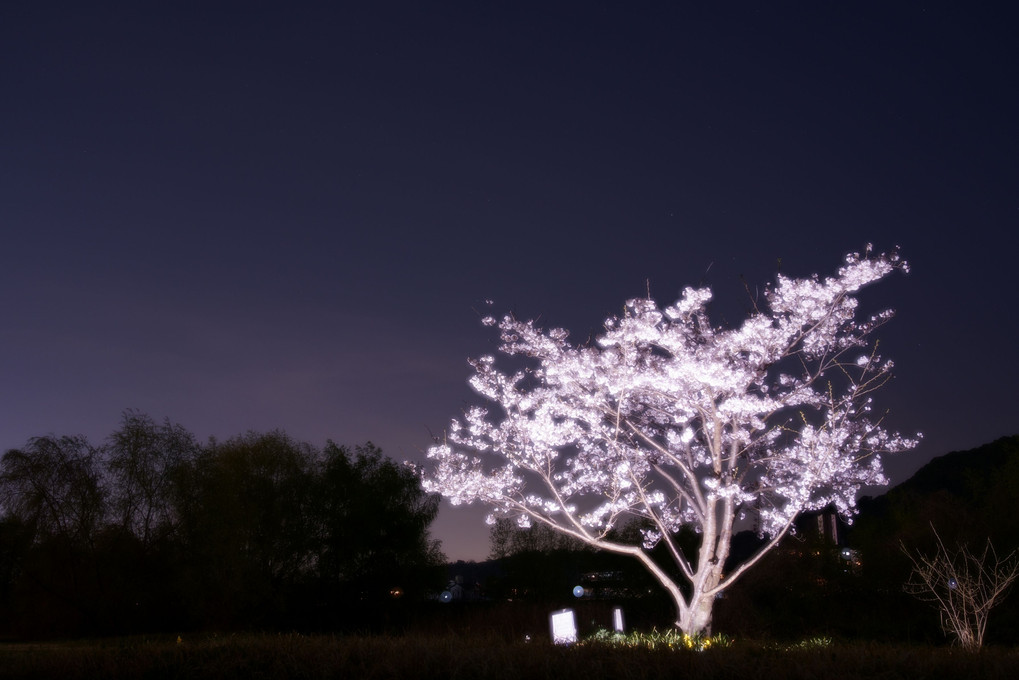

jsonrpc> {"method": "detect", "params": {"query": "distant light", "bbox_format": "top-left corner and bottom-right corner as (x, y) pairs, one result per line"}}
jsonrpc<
(948, 578), (958, 590)
(439, 590), (452, 603)
(613, 607), (625, 633)
(572, 585), (585, 598)
(390, 587), (403, 598)
(550, 609), (578, 645)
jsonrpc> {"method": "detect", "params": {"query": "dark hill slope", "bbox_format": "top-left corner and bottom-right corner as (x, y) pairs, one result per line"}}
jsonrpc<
(852, 434), (1019, 583)
(895, 435), (1019, 498)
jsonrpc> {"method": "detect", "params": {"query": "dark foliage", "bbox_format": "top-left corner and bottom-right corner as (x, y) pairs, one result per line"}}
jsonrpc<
(0, 412), (445, 639)
(307, 442), (444, 630)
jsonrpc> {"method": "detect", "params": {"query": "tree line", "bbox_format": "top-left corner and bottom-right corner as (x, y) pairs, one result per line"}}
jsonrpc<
(0, 411), (444, 638)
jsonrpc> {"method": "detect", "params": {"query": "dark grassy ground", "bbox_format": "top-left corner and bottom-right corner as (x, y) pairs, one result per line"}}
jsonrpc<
(2, 633), (1018, 680)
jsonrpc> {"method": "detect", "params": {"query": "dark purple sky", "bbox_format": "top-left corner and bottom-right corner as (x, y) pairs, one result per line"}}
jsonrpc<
(1, 2), (1016, 561)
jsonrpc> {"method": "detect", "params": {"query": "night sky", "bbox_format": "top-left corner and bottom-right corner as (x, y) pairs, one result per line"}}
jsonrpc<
(2, 2), (1016, 562)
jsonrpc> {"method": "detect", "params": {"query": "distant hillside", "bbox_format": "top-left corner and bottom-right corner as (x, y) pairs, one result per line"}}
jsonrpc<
(858, 435), (1019, 513)
(853, 434), (1019, 554)
(891, 435), (1019, 498)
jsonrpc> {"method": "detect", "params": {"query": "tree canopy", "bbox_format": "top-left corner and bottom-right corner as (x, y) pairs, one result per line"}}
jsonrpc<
(422, 246), (917, 635)
(0, 413), (444, 637)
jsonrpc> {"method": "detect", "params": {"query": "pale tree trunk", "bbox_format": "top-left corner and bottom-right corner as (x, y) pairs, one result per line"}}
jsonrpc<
(675, 556), (725, 636)
(632, 551), (719, 637)
(678, 591), (715, 636)
(609, 506), (791, 637)
(669, 496), (734, 636)
(628, 555), (716, 637)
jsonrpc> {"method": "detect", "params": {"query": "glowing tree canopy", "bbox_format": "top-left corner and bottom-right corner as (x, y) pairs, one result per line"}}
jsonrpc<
(421, 246), (918, 635)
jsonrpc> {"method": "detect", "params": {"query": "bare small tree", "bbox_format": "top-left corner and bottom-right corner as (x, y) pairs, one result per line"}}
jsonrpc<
(902, 526), (1019, 649)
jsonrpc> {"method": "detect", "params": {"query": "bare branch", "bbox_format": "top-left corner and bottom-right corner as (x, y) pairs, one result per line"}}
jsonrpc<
(902, 525), (1019, 649)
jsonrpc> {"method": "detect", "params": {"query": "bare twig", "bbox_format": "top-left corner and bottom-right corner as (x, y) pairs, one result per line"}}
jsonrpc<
(902, 525), (1019, 649)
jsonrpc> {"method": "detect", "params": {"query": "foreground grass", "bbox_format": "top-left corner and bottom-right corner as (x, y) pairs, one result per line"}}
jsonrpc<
(1, 633), (1018, 680)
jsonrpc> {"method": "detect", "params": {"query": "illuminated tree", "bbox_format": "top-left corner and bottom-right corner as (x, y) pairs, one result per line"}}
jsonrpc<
(421, 246), (918, 635)
(903, 526), (1019, 649)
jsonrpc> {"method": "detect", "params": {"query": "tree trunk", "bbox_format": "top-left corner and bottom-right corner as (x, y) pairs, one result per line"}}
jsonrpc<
(677, 591), (714, 637)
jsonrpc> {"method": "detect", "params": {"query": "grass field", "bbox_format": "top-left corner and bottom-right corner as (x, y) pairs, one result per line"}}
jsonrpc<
(2, 632), (1018, 680)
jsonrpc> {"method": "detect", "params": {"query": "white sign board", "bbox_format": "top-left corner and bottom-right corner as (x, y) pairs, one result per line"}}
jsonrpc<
(549, 608), (578, 645)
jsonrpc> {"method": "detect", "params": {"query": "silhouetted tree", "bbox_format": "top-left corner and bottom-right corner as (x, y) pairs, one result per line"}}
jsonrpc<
(0, 435), (107, 543)
(489, 517), (589, 559)
(313, 443), (444, 610)
(106, 410), (200, 548)
(0, 418), (446, 636)
(0, 435), (108, 635)
(174, 430), (319, 628)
